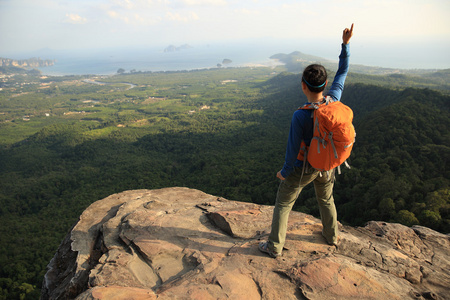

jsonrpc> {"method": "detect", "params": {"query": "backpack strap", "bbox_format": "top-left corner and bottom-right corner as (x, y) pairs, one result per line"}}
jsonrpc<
(328, 131), (338, 159)
(299, 147), (308, 184)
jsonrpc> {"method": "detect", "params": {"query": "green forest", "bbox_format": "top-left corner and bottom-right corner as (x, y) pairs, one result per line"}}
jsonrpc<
(0, 65), (449, 299)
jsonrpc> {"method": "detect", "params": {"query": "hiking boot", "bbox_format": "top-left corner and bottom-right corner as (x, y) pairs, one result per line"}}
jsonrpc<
(326, 236), (340, 249)
(258, 241), (281, 258)
(322, 232), (339, 248)
(331, 237), (340, 249)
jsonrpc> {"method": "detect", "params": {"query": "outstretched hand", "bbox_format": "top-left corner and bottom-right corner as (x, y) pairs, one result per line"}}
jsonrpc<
(343, 23), (354, 44)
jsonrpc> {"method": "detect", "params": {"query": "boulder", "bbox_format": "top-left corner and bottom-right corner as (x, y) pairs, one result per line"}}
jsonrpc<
(41, 188), (450, 299)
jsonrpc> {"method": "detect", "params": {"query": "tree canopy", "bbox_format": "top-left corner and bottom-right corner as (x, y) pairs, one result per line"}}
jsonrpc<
(0, 66), (448, 299)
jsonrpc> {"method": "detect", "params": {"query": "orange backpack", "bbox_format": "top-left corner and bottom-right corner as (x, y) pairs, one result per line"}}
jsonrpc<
(297, 96), (355, 173)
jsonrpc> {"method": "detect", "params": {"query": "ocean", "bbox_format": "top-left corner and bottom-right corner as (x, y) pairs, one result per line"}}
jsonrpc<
(36, 43), (289, 76)
(26, 38), (450, 76)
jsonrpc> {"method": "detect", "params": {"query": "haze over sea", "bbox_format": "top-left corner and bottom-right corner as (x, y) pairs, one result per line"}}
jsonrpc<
(35, 43), (286, 76)
(11, 38), (449, 76)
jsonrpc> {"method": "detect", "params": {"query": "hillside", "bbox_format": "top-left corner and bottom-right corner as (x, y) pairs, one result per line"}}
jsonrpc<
(270, 51), (450, 92)
(0, 67), (449, 298)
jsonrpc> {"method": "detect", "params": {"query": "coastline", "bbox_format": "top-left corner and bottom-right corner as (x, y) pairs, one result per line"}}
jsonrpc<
(36, 45), (283, 76)
(38, 57), (283, 76)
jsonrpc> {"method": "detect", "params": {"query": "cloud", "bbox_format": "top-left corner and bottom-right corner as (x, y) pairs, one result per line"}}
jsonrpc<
(106, 10), (121, 22)
(102, 0), (203, 26)
(64, 13), (88, 24)
(181, 0), (227, 5)
(108, 0), (169, 10)
(235, 8), (261, 15)
(106, 8), (163, 26)
(165, 11), (199, 22)
(106, 9), (129, 23)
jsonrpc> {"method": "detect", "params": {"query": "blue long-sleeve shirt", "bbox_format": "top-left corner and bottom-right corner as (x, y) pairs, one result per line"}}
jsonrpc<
(280, 43), (350, 178)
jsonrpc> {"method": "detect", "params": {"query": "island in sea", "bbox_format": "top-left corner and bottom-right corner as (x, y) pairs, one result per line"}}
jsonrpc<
(163, 44), (193, 53)
(0, 57), (55, 68)
(0, 57), (56, 75)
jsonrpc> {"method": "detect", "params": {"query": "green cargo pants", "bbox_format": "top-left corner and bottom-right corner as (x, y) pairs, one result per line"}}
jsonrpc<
(268, 166), (338, 253)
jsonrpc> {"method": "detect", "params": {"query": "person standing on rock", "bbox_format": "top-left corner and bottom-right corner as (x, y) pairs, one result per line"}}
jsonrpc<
(259, 24), (354, 258)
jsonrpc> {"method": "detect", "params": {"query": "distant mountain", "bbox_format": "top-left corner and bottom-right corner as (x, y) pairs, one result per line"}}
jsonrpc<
(270, 51), (330, 65)
(163, 44), (193, 53)
(270, 51), (333, 73)
(270, 51), (443, 76)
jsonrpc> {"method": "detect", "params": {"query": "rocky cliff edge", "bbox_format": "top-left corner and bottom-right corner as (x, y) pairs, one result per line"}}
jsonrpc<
(41, 187), (450, 300)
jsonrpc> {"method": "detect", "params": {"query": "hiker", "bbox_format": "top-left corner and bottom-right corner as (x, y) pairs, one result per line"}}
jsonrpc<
(259, 24), (354, 258)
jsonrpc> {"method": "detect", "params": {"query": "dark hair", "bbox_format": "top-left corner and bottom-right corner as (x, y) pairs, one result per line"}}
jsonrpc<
(302, 64), (327, 93)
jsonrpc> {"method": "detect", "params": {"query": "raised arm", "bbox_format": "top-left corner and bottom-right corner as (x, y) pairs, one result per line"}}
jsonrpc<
(327, 23), (354, 102)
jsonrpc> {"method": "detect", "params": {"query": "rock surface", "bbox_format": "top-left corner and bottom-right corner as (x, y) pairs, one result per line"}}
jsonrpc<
(41, 187), (450, 300)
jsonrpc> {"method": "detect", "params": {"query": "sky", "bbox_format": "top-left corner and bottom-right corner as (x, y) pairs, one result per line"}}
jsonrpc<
(1, 0), (450, 69)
